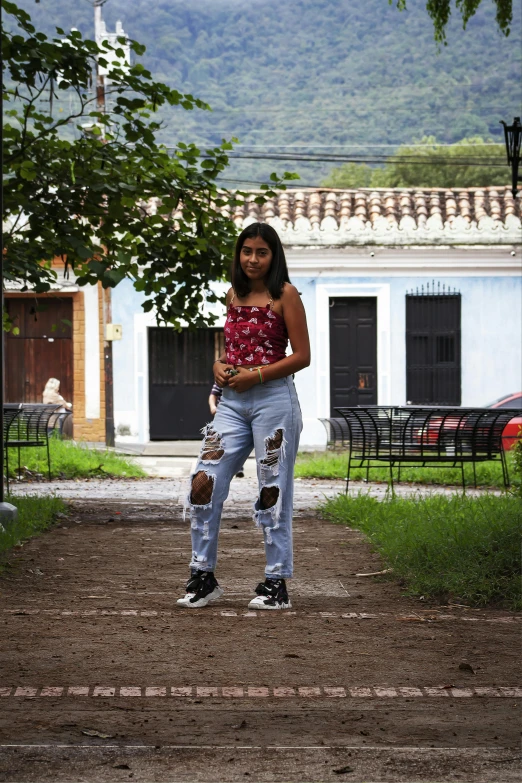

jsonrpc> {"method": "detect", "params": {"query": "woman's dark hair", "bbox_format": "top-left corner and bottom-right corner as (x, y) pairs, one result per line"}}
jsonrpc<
(231, 222), (291, 300)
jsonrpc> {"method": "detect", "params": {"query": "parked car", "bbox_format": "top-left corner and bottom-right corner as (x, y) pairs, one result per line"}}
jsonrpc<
(411, 394), (522, 452)
(487, 392), (522, 450)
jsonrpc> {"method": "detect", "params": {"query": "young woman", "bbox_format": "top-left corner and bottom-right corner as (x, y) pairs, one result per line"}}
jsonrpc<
(178, 222), (310, 610)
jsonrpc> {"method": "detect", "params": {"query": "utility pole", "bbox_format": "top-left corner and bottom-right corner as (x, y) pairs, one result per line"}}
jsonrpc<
(93, 0), (115, 446)
(0, 235), (18, 526)
(0, 38), (18, 523)
(93, 1), (106, 134)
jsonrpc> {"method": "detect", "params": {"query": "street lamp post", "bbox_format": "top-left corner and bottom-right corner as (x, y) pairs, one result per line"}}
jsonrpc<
(500, 117), (522, 199)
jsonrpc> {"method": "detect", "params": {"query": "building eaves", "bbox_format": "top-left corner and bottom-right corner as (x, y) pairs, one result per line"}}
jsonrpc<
(229, 187), (521, 247)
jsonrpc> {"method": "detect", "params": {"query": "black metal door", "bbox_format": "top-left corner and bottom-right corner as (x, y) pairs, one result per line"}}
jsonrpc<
(329, 298), (377, 415)
(406, 289), (461, 405)
(149, 327), (223, 440)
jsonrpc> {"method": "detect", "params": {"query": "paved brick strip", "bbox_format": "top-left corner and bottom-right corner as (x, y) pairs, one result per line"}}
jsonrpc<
(3, 608), (519, 624)
(0, 744), (513, 751)
(1, 686), (520, 699)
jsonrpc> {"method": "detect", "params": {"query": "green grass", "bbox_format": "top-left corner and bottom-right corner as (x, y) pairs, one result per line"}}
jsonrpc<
(0, 494), (67, 557)
(295, 450), (518, 490)
(6, 438), (146, 480)
(322, 493), (522, 610)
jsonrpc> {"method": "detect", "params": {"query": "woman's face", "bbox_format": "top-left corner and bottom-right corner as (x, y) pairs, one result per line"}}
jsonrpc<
(239, 236), (273, 282)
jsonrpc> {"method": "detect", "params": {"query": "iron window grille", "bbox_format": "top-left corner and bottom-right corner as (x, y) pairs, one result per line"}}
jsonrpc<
(406, 281), (462, 406)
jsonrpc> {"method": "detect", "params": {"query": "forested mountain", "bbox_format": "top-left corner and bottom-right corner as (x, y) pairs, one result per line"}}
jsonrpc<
(11, 0), (522, 185)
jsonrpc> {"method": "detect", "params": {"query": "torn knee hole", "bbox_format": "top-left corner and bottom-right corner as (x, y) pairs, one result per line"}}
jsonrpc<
(190, 470), (214, 505)
(201, 427), (224, 461)
(260, 486), (279, 510)
(266, 429), (283, 451)
(259, 430), (284, 474)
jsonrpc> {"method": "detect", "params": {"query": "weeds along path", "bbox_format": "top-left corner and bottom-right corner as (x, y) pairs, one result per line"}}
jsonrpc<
(1, 479), (520, 782)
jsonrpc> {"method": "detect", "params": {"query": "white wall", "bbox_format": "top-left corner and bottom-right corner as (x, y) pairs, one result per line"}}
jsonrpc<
(287, 245), (522, 448)
(112, 245), (522, 448)
(83, 284), (101, 420)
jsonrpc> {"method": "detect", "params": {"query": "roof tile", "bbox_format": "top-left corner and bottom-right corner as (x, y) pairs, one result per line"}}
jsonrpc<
(228, 187), (519, 244)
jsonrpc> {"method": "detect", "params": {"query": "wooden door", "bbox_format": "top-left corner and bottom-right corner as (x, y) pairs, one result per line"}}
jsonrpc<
(329, 297), (377, 415)
(5, 297), (73, 403)
(149, 327), (222, 440)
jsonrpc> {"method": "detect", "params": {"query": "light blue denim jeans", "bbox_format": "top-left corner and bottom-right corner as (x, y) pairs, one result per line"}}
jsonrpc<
(184, 376), (302, 579)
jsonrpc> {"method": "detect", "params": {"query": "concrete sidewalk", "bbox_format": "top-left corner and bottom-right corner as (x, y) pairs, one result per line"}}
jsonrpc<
(10, 473), (500, 502)
(113, 439), (258, 479)
(131, 455), (258, 479)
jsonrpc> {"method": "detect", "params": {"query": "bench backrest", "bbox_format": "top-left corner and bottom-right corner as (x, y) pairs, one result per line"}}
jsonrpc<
(4, 404), (61, 444)
(335, 406), (522, 458)
(3, 404), (22, 440)
(319, 417), (352, 447)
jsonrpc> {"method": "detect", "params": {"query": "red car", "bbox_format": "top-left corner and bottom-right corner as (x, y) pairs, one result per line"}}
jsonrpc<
(487, 392), (522, 450)
(412, 394), (522, 452)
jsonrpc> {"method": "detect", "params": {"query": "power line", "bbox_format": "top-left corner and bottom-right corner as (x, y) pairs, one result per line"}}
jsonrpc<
(168, 140), (505, 148)
(167, 127), (505, 135)
(214, 143), (505, 149)
(172, 105), (513, 115)
(200, 152), (506, 167)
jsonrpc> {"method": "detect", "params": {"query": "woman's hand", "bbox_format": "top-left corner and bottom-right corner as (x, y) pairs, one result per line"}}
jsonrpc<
(213, 361), (233, 387)
(227, 366), (259, 393)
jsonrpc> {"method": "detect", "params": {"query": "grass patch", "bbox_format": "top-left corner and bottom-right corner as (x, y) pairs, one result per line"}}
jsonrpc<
(0, 494), (67, 557)
(322, 493), (522, 610)
(6, 438), (146, 480)
(296, 450), (518, 490)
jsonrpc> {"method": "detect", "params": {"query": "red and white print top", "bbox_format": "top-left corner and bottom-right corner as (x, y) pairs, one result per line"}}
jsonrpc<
(224, 300), (288, 367)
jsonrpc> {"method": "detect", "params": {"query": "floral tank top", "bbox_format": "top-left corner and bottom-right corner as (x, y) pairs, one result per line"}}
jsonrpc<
(224, 295), (288, 367)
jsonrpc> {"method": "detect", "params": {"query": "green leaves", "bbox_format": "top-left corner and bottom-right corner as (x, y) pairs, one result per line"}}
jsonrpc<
(390, 0), (512, 43)
(2, 1), (293, 329)
(18, 160), (36, 180)
(321, 136), (508, 189)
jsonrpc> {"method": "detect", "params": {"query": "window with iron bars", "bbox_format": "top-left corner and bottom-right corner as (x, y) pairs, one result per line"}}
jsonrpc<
(406, 282), (461, 405)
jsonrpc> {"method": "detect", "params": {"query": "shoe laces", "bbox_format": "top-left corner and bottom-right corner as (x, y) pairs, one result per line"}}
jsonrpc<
(186, 570), (214, 592)
(255, 578), (283, 596)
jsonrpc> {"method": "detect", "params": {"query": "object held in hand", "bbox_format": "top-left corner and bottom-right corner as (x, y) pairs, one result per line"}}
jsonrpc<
(226, 367), (239, 377)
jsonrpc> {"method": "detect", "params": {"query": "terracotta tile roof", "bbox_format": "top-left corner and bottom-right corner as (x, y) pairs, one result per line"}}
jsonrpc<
(4, 268), (79, 292)
(231, 187), (521, 246)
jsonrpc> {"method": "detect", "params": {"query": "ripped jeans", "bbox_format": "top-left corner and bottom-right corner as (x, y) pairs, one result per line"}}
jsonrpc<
(185, 376), (302, 579)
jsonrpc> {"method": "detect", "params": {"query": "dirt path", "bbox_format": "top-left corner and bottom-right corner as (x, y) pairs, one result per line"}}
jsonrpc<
(0, 479), (520, 782)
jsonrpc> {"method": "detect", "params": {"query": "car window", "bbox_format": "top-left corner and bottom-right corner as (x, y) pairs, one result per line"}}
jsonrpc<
(495, 398), (522, 409)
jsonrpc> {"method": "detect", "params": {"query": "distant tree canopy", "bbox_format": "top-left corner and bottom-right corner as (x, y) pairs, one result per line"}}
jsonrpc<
(321, 137), (509, 188)
(10, 0), (521, 186)
(391, 0), (513, 43)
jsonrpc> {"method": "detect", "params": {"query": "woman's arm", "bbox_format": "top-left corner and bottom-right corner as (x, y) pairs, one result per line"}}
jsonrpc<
(227, 284), (310, 391)
(208, 393), (219, 415)
(213, 288), (235, 386)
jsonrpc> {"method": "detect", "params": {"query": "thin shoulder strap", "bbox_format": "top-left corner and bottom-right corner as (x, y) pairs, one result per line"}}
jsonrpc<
(267, 293), (274, 310)
(230, 289), (235, 306)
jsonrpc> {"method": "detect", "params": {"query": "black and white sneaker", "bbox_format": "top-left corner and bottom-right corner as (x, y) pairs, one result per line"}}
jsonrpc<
(176, 570), (224, 608)
(248, 578), (291, 610)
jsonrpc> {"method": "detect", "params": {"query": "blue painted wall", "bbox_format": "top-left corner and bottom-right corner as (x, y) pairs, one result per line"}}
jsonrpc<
(111, 272), (522, 446)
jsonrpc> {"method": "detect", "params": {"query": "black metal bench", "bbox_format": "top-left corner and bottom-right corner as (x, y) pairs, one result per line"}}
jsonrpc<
(333, 406), (522, 490)
(319, 417), (352, 449)
(49, 409), (73, 438)
(3, 403), (62, 490)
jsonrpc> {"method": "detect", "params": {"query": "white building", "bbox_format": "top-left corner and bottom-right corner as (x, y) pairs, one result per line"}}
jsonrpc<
(111, 187), (522, 449)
